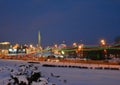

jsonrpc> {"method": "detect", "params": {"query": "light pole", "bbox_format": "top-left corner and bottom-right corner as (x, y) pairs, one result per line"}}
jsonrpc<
(78, 44), (84, 58)
(100, 39), (107, 59)
(100, 39), (106, 46)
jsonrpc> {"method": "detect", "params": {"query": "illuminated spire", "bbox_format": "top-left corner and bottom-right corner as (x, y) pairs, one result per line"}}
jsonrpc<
(38, 31), (41, 47)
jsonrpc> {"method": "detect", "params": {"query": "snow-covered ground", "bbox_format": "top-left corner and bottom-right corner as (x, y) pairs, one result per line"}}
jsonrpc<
(0, 59), (120, 85)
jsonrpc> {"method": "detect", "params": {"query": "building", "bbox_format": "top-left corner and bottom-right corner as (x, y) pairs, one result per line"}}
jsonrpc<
(0, 42), (10, 54)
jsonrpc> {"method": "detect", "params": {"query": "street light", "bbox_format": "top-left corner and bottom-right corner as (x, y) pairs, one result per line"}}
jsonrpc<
(61, 51), (65, 55)
(100, 39), (106, 46)
(100, 39), (107, 59)
(30, 44), (33, 48)
(73, 42), (77, 47)
(78, 44), (83, 50)
(54, 44), (58, 48)
(78, 44), (84, 58)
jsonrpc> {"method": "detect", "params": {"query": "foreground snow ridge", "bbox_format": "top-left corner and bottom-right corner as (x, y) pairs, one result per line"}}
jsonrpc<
(0, 59), (120, 85)
(0, 60), (67, 85)
(6, 64), (50, 85)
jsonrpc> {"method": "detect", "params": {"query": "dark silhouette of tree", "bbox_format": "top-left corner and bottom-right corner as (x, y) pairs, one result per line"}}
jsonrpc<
(114, 36), (120, 44)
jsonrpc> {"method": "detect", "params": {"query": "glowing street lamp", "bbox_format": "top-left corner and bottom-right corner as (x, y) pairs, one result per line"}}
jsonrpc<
(61, 51), (65, 55)
(78, 45), (82, 51)
(54, 44), (58, 48)
(78, 44), (84, 57)
(30, 44), (33, 48)
(100, 39), (108, 59)
(100, 39), (106, 46)
(78, 44), (83, 50)
(73, 42), (77, 47)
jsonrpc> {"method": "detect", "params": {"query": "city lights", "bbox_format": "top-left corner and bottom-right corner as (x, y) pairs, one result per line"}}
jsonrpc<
(61, 51), (65, 55)
(78, 44), (84, 51)
(73, 42), (77, 47)
(100, 39), (106, 46)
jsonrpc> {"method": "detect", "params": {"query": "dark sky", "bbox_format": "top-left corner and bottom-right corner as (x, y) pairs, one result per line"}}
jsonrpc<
(0, 0), (120, 46)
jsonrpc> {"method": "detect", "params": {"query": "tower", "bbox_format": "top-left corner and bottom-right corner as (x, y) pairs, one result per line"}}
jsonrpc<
(38, 31), (41, 47)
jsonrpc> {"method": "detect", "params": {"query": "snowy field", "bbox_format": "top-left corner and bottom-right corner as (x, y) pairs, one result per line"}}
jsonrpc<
(0, 59), (120, 85)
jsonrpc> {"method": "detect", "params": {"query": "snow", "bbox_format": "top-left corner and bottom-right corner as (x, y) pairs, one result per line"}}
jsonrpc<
(17, 75), (28, 84)
(0, 59), (120, 85)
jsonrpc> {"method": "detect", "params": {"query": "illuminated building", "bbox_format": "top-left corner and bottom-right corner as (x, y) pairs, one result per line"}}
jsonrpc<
(0, 42), (10, 54)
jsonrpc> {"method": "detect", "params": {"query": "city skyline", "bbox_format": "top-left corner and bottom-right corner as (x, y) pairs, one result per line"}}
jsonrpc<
(0, 0), (120, 46)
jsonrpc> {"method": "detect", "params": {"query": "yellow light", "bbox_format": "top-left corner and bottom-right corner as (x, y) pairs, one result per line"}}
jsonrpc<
(78, 45), (82, 49)
(100, 39), (106, 45)
(13, 44), (19, 49)
(78, 44), (83, 51)
(30, 44), (33, 48)
(61, 51), (65, 55)
(0, 42), (10, 45)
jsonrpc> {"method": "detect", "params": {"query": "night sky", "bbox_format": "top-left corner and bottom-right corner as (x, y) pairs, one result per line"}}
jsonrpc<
(0, 0), (120, 46)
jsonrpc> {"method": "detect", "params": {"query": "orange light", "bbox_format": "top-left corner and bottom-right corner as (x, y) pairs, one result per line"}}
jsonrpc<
(100, 39), (106, 45)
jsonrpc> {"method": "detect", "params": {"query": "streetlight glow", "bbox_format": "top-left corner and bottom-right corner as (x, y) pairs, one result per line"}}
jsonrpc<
(78, 44), (84, 51)
(73, 42), (77, 47)
(100, 39), (106, 46)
